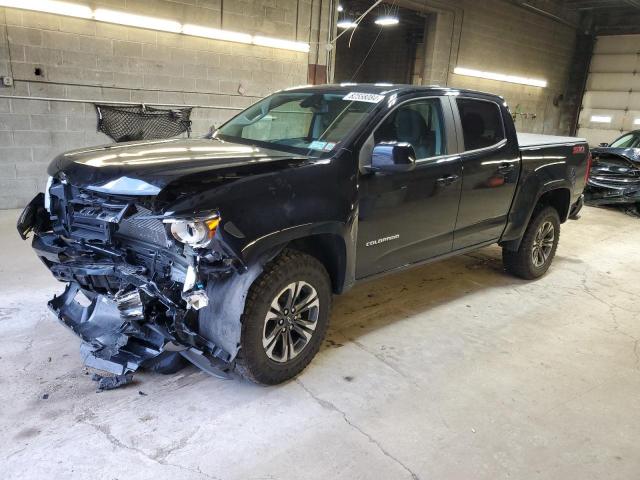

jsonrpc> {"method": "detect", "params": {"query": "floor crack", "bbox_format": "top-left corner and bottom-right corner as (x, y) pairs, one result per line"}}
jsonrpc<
(296, 379), (420, 480)
(79, 418), (220, 480)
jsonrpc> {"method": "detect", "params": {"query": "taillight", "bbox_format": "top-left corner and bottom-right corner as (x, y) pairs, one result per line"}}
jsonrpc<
(585, 151), (592, 183)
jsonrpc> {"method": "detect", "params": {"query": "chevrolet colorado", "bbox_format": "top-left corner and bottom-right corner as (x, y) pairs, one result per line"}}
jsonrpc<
(17, 85), (590, 385)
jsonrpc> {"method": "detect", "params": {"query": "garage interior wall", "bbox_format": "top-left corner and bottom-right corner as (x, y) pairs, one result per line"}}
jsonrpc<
(577, 34), (640, 147)
(0, 0), (581, 210)
(0, 0), (333, 209)
(399, 0), (578, 135)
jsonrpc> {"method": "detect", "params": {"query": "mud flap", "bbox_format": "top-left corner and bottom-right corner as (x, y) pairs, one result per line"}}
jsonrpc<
(49, 283), (165, 375)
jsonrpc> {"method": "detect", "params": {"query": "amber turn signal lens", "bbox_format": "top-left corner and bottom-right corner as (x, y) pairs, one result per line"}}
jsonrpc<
(205, 217), (220, 234)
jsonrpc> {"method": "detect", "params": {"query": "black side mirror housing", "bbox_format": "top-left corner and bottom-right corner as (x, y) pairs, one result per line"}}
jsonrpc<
(599, 142), (608, 147)
(370, 142), (416, 173)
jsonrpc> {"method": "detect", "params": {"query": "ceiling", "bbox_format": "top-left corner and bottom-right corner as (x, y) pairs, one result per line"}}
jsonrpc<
(511, 0), (640, 34)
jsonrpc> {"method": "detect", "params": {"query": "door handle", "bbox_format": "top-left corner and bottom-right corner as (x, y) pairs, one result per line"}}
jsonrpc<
(497, 163), (516, 173)
(436, 174), (459, 186)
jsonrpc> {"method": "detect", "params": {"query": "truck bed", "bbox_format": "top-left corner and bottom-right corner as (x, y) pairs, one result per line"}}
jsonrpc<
(518, 133), (587, 149)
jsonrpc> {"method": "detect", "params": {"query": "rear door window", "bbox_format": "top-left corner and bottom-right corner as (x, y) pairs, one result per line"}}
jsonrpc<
(456, 98), (505, 151)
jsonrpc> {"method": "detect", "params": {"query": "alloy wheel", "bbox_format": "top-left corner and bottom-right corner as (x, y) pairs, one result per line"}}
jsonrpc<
(262, 281), (320, 363)
(531, 220), (555, 268)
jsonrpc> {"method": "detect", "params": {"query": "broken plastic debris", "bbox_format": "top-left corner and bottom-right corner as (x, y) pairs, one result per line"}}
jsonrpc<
(92, 373), (134, 391)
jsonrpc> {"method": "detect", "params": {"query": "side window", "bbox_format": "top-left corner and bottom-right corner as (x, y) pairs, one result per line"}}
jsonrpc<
(374, 99), (446, 159)
(456, 98), (505, 151)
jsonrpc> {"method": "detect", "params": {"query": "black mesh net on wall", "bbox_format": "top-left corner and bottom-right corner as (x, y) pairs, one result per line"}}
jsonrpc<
(95, 104), (193, 143)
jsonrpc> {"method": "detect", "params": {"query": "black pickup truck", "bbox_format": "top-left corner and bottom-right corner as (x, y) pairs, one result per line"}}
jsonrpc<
(18, 85), (589, 385)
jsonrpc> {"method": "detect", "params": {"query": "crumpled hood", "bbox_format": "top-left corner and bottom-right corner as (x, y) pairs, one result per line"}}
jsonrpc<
(47, 138), (307, 195)
(591, 146), (640, 163)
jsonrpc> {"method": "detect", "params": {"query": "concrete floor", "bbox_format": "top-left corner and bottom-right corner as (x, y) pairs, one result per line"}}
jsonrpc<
(1, 206), (639, 480)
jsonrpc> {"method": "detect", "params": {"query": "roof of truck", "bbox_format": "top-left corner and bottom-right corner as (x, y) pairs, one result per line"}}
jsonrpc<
(284, 83), (504, 100)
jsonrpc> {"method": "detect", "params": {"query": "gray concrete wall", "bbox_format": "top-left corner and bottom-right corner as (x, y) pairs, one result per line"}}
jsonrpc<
(0, 0), (579, 209)
(0, 1), (333, 209)
(405, 0), (577, 135)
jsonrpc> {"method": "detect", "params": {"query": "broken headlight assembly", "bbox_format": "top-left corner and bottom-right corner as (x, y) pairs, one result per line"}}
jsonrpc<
(164, 215), (220, 248)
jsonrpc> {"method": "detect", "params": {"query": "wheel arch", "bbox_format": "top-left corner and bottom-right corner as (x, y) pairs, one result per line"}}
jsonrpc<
(501, 186), (571, 252)
(240, 222), (353, 294)
(288, 233), (348, 294)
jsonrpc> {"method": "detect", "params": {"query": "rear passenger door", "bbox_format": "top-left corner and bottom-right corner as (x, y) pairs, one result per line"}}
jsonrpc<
(452, 97), (521, 250)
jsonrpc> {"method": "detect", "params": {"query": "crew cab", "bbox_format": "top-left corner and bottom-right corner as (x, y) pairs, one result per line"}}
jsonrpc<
(17, 85), (590, 385)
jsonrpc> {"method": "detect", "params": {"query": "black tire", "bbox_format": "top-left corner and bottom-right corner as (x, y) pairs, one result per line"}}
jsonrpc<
(142, 351), (189, 374)
(502, 206), (560, 280)
(235, 249), (332, 385)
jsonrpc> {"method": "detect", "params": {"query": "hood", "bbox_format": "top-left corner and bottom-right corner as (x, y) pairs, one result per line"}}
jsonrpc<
(47, 138), (308, 195)
(591, 146), (640, 164)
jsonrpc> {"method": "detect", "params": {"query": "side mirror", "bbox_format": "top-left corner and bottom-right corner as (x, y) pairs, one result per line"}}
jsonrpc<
(599, 142), (608, 147)
(370, 142), (416, 173)
(204, 125), (218, 139)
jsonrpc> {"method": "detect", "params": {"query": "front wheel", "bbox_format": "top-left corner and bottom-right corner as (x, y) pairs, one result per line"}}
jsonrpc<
(235, 249), (332, 385)
(502, 206), (560, 280)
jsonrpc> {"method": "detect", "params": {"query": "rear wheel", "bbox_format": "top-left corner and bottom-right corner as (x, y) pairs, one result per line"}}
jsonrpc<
(235, 249), (331, 385)
(503, 206), (560, 280)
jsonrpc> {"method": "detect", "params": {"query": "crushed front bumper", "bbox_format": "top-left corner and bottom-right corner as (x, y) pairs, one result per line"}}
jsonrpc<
(585, 183), (640, 205)
(585, 154), (640, 205)
(18, 194), (240, 377)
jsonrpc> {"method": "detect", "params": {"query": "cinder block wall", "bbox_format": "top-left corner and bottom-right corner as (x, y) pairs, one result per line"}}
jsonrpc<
(420, 0), (577, 136)
(452, 0), (576, 135)
(0, 0), (332, 209)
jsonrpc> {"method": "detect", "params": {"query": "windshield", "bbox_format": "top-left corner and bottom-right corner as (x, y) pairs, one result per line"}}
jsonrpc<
(216, 91), (381, 156)
(610, 132), (640, 148)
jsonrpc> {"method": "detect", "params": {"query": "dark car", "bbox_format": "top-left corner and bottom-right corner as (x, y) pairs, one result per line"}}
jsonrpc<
(585, 130), (640, 205)
(17, 84), (590, 385)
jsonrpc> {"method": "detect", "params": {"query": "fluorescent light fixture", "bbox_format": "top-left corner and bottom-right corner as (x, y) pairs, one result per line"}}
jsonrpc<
(183, 24), (251, 44)
(0, 0), (92, 18)
(95, 8), (181, 33)
(0, 2), (311, 52)
(375, 16), (400, 26)
(337, 19), (358, 29)
(253, 35), (310, 53)
(454, 66), (548, 88)
(591, 115), (612, 123)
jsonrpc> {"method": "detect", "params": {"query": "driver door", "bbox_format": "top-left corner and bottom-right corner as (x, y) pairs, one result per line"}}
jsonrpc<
(356, 97), (463, 279)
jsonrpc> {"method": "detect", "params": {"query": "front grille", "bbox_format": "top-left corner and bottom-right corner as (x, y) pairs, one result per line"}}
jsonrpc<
(50, 184), (168, 246)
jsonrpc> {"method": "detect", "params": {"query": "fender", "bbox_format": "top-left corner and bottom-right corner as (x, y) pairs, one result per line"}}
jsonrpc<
(500, 181), (572, 251)
(239, 217), (358, 294)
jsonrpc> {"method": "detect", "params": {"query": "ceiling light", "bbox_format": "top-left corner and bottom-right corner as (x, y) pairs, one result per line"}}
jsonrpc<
(0, 0), (92, 18)
(634, 118), (640, 125)
(253, 35), (310, 52)
(94, 8), (181, 33)
(1, 2), (310, 53)
(375, 16), (399, 26)
(454, 67), (547, 88)
(591, 115), (612, 123)
(183, 24), (251, 44)
(337, 4), (344, 12)
(337, 19), (358, 29)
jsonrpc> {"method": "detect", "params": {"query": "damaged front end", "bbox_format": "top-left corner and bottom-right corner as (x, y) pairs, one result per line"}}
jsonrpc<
(585, 149), (640, 205)
(17, 179), (255, 378)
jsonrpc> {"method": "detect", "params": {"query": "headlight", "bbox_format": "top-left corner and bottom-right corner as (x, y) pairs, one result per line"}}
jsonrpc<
(165, 215), (220, 248)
